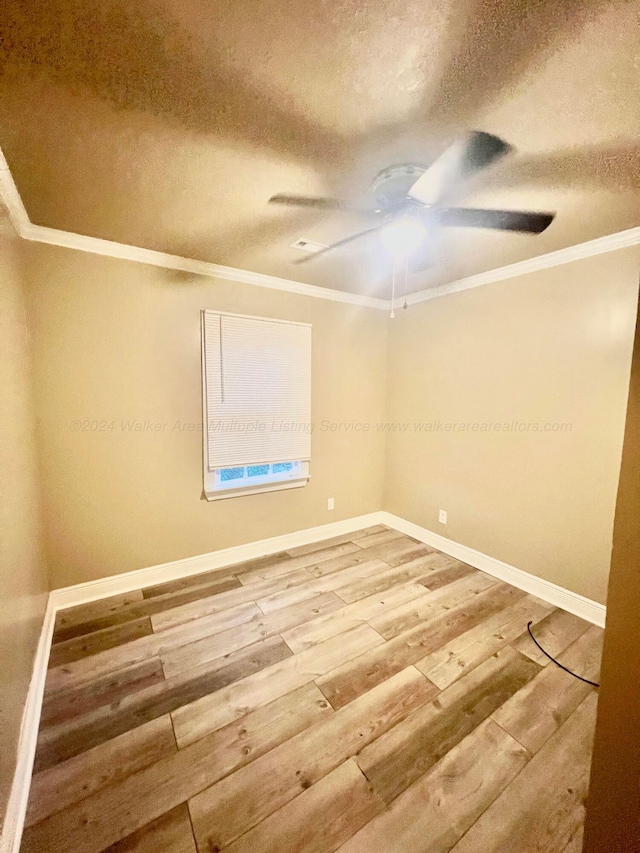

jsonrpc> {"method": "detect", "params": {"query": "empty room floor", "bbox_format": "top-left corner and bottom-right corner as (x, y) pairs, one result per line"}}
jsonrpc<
(21, 526), (602, 853)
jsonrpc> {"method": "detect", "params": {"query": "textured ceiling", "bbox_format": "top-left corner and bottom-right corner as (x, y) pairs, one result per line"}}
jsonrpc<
(0, 0), (639, 297)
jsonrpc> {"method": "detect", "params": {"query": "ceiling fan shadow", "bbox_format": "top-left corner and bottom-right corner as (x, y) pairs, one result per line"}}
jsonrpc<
(494, 141), (640, 192)
(426, 0), (600, 130)
(350, 0), (610, 162)
(0, 0), (347, 167)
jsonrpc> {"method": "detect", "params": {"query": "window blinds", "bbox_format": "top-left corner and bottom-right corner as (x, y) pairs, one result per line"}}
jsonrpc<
(202, 311), (312, 470)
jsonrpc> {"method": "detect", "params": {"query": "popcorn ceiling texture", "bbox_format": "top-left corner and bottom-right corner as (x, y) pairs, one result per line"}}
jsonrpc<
(0, 0), (639, 297)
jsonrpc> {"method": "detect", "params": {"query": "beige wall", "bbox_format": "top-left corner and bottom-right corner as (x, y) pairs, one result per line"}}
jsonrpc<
(384, 247), (640, 604)
(23, 244), (388, 589)
(0, 220), (48, 828)
(18, 237), (638, 604)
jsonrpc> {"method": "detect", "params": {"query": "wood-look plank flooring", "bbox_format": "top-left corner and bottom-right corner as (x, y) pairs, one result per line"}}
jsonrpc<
(22, 526), (602, 853)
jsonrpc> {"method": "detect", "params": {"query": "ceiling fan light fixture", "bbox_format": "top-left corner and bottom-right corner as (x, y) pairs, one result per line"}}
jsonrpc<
(272, 134), (554, 268)
(379, 217), (428, 255)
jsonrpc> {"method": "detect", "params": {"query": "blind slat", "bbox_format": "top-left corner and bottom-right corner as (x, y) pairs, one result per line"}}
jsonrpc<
(203, 311), (312, 469)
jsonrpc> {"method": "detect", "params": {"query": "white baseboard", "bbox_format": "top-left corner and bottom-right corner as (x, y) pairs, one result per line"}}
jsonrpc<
(0, 598), (56, 853)
(381, 512), (606, 628)
(50, 512), (387, 610)
(50, 507), (606, 622)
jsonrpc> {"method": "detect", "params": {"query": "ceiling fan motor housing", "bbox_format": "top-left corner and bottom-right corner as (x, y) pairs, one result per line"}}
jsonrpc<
(372, 164), (426, 209)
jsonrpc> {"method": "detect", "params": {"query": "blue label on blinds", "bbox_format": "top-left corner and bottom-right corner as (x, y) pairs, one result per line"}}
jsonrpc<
(213, 460), (303, 493)
(247, 465), (270, 477)
(220, 467), (245, 481)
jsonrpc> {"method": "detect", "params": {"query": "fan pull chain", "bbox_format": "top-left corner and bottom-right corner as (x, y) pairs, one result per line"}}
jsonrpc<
(390, 255), (396, 319)
(219, 313), (225, 403)
(403, 257), (409, 310)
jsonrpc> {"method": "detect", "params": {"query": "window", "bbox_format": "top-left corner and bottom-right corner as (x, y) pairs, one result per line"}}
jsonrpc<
(201, 311), (311, 500)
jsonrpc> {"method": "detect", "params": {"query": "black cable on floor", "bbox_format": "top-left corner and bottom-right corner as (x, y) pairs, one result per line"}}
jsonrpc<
(526, 621), (600, 688)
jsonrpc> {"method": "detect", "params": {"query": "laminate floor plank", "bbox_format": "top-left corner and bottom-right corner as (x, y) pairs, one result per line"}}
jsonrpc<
(354, 537), (433, 568)
(284, 526), (388, 558)
(346, 528), (404, 549)
(228, 550), (291, 579)
(151, 569), (313, 631)
(334, 554), (454, 603)
(22, 684), (333, 853)
(416, 559), (476, 590)
(256, 555), (436, 613)
(450, 692), (598, 853)
(141, 573), (239, 599)
(297, 550), (391, 581)
(310, 538), (432, 578)
(54, 591), (145, 637)
(45, 602), (263, 694)
(161, 592), (342, 679)
(415, 595), (554, 689)
(317, 583), (528, 709)
(172, 624), (384, 748)
(258, 559), (393, 610)
(53, 577), (243, 643)
(220, 560), (388, 616)
(491, 625), (603, 754)
(218, 760), (384, 853)
(24, 529), (600, 853)
(40, 658), (165, 729)
(369, 571), (502, 640)
(48, 617), (154, 668)
(281, 582), (430, 653)
(35, 636), (292, 772)
(356, 647), (540, 805)
(188, 667), (435, 851)
(286, 533), (364, 557)
(254, 582), (331, 614)
(26, 715), (177, 826)
(53, 605), (152, 644)
(351, 524), (390, 536)
(338, 718), (530, 853)
(238, 542), (362, 584)
(132, 578), (244, 621)
(511, 608), (592, 667)
(101, 805), (197, 853)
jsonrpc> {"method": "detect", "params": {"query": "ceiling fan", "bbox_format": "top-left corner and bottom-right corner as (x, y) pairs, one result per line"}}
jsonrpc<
(269, 132), (555, 264)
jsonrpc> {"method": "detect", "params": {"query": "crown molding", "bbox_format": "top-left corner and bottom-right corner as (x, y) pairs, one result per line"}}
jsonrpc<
(2, 144), (639, 310)
(0, 147), (388, 310)
(20, 221), (390, 309)
(405, 225), (640, 306)
(0, 149), (32, 235)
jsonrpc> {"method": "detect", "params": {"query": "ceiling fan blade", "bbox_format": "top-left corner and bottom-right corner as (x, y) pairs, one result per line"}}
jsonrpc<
(408, 132), (512, 206)
(436, 207), (555, 234)
(270, 195), (377, 216)
(293, 228), (380, 264)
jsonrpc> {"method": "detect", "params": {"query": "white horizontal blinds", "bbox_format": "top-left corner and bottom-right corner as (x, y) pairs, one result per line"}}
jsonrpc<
(203, 311), (311, 469)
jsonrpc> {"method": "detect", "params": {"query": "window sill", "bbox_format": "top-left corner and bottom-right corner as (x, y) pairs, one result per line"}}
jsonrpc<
(203, 477), (309, 501)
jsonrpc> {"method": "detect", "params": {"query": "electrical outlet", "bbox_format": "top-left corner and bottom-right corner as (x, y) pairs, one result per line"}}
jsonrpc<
(438, 509), (447, 524)
(327, 497), (335, 511)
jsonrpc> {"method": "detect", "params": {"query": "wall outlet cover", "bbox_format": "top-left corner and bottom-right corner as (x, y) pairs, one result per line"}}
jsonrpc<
(327, 498), (335, 511)
(438, 509), (447, 524)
